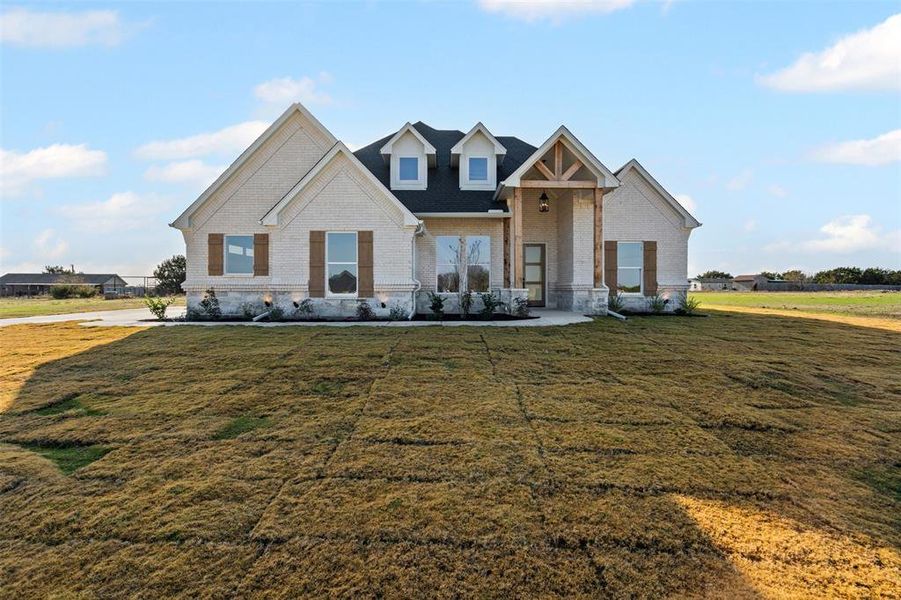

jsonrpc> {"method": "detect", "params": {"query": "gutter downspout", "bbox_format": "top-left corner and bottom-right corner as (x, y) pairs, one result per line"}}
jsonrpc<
(409, 221), (425, 320)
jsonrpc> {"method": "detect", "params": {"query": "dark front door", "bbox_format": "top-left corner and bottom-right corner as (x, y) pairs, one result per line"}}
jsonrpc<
(524, 244), (546, 307)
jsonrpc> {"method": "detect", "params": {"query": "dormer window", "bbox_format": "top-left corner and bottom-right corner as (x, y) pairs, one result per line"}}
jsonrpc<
(451, 123), (506, 191)
(468, 157), (489, 182)
(399, 157), (419, 181)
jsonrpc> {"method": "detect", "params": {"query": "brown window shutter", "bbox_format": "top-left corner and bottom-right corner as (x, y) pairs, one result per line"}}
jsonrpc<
(208, 233), (223, 276)
(309, 231), (325, 297)
(604, 240), (617, 296)
(643, 241), (658, 296)
(358, 231), (374, 298)
(253, 233), (269, 276)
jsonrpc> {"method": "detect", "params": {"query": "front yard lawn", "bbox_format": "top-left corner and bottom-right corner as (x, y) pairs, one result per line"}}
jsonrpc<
(0, 314), (898, 597)
(694, 290), (901, 319)
(0, 296), (184, 319)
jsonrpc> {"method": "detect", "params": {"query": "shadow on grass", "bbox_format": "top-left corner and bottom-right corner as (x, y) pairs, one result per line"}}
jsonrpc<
(0, 313), (897, 597)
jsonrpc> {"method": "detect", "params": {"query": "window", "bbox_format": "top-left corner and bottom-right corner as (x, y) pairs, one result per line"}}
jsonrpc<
(326, 232), (358, 295)
(398, 157), (418, 181)
(225, 235), (254, 274)
(436, 236), (460, 293)
(466, 236), (490, 292)
(617, 242), (643, 294)
(435, 235), (491, 293)
(468, 157), (488, 181)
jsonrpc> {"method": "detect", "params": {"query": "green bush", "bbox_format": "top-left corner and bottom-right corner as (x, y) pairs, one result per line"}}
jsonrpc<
(678, 293), (702, 315)
(478, 292), (504, 319)
(295, 298), (315, 320)
(607, 292), (625, 313)
(388, 303), (408, 320)
(647, 294), (667, 314)
(460, 291), (473, 319)
(193, 288), (221, 320)
(427, 292), (445, 320)
(511, 297), (530, 318)
(144, 296), (174, 320)
(49, 284), (97, 299)
(356, 300), (376, 320)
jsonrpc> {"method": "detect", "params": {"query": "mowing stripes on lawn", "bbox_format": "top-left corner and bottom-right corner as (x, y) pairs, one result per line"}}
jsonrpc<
(212, 416), (272, 440)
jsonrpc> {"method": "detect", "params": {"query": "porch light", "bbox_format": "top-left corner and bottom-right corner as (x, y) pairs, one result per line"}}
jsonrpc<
(538, 191), (550, 213)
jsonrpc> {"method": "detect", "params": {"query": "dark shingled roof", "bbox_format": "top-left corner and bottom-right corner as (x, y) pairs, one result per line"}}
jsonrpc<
(0, 273), (124, 285)
(354, 122), (537, 214)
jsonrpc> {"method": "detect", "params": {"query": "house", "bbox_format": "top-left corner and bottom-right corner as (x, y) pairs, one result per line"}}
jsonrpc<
(171, 103), (700, 318)
(0, 273), (127, 297)
(732, 274), (769, 292)
(689, 277), (733, 291)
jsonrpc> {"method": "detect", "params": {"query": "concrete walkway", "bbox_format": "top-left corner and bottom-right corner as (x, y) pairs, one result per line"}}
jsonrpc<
(0, 307), (593, 328)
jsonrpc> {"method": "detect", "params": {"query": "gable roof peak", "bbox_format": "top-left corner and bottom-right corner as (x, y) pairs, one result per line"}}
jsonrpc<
(615, 158), (701, 229)
(379, 122), (437, 163)
(450, 122), (507, 161)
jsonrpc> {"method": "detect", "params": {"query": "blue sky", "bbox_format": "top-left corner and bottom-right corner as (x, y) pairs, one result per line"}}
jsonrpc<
(2, 0), (899, 278)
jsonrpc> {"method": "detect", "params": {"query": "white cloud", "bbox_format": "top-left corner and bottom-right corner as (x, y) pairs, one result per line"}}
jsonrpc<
(57, 192), (171, 233)
(811, 129), (901, 166)
(758, 14), (901, 92)
(674, 193), (696, 214)
(726, 169), (753, 191)
(34, 229), (68, 259)
(1, 144), (107, 197)
(253, 74), (333, 107)
(477, 0), (636, 22)
(767, 214), (900, 254)
(0, 7), (132, 48)
(134, 121), (269, 161)
(767, 184), (788, 198)
(144, 160), (225, 188)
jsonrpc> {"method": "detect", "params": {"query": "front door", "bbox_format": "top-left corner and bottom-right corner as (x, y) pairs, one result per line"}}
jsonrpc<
(523, 244), (546, 307)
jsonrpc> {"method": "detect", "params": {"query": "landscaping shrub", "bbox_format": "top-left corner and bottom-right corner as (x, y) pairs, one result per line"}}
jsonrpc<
(144, 296), (174, 320)
(267, 305), (285, 321)
(295, 298), (315, 320)
(511, 297), (530, 318)
(647, 294), (667, 314)
(356, 300), (376, 320)
(607, 292), (625, 313)
(459, 291), (473, 319)
(192, 288), (221, 320)
(427, 292), (445, 320)
(49, 284), (97, 299)
(678, 293), (702, 316)
(388, 303), (408, 320)
(478, 292), (504, 319)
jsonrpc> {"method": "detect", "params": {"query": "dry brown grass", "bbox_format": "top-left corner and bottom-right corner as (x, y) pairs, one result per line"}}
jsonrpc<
(0, 313), (898, 598)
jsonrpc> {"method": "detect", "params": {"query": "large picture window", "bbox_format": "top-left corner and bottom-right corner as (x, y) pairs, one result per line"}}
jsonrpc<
(617, 241), (643, 294)
(435, 235), (491, 293)
(326, 232), (358, 295)
(225, 235), (254, 274)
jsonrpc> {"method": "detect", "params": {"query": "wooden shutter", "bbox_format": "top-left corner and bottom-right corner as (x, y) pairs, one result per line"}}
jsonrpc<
(604, 240), (617, 297)
(208, 234), (223, 276)
(253, 233), (269, 276)
(358, 231), (374, 298)
(643, 241), (658, 296)
(309, 231), (325, 298)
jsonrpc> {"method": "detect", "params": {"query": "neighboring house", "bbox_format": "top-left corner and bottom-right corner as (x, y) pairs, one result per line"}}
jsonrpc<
(171, 103), (700, 318)
(689, 278), (733, 291)
(732, 274), (769, 292)
(0, 273), (127, 297)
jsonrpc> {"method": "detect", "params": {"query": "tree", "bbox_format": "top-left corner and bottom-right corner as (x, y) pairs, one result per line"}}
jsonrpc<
(781, 269), (807, 282)
(696, 270), (732, 279)
(153, 255), (186, 295)
(812, 267), (863, 284)
(759, 271), (781, 280)
(44, 265), (75, 274)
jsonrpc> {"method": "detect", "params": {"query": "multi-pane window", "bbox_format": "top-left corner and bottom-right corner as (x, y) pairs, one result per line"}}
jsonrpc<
(224, 235), (254, 274)
(398, 157), (418, 181)
(468, 157), (488, 181)
(326, 232), (358, 295)
(435, 235), (491, 293)
(617, 241), (643, 294)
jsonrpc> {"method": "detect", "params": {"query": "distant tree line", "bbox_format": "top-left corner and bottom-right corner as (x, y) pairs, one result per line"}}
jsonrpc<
(698, 268), (901, 285)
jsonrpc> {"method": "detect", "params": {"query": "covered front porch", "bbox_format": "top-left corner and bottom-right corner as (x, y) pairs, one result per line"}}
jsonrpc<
(498, 130), (619, 314)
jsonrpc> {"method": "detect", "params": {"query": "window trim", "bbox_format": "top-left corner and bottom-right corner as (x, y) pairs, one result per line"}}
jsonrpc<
(467, 156), (490, 183)
(325, 231), (359, 298)
(434, 234), (492, 294)
(398, 156), (420, 182)
(616, 240), (643, 296)
(223, 234), (255, 276)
